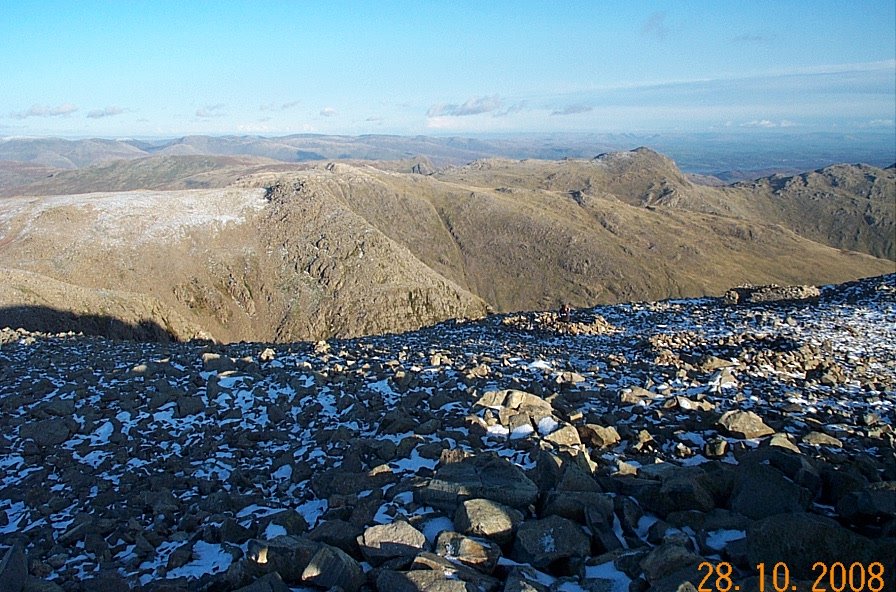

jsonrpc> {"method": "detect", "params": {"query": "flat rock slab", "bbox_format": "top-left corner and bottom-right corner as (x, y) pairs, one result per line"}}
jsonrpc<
(357, 521), (426, 565)
(417, 455), (538, 511)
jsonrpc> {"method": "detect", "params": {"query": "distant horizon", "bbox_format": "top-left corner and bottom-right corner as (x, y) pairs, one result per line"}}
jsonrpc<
(1, 129), (893, 177)
(1, 2), (893, 138)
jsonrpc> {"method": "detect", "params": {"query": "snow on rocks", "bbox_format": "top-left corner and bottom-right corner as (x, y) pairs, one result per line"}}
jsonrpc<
(0, 274), (894, 590)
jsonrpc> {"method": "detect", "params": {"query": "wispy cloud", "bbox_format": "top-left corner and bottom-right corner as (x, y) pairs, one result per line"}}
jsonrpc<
(260, 100), (301, 112)
(196, 104), (226, 118)
(551, 104), (593, 116)
(427, 95), (503, 117)
(641, 12), (669, 40)
(87, 106), (125, 119)
(11, 103), (78, 119)
(739, 119), (797, 128)
(319, 107), (337, 117)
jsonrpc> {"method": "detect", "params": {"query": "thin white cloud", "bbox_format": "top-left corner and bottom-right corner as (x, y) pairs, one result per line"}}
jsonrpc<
(551, 104), (593, 116)
(740, 119), (797, 128)
(11, 103), (79, 119)
(87, 106), (125, 119)
(196, 104), (226, 118)
(260, 100), (301, 112)
(320, 107), (337, 117)
(427, 95), (503, 117)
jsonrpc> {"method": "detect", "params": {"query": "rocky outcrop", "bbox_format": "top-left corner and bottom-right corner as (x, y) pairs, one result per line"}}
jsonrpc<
(724, 283), (821, 305)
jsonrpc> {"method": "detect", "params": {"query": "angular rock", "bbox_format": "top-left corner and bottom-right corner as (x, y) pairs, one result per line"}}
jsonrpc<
(544, 424), (581, 447)
(435, 531), (501, 573)
(454, 498), (525, 545)
(717, 410), (774, 439)
(417, 455), (538, 511)
(357, 521), (426, 565)
(301, 544), (364, 592)
(578, 424), (621, 448)
(245, 536), (320, 584)
(511, 515), (591, 570)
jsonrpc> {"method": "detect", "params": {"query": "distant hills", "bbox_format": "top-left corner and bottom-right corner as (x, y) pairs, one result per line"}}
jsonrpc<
(0, 145), (891, 342)
(1, 131), (893, 185)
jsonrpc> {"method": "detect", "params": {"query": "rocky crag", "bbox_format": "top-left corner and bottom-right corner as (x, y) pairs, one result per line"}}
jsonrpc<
(0, 274), (894, 591)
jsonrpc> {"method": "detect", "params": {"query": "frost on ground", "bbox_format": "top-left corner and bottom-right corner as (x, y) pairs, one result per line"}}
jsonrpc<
(0, 274), (893, 591)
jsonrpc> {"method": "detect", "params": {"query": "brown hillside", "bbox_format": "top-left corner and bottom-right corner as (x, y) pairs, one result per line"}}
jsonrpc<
(0, 150), (892, 342)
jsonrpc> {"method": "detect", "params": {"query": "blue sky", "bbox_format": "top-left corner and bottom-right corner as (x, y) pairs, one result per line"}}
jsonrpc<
(1, 1), (894, 137)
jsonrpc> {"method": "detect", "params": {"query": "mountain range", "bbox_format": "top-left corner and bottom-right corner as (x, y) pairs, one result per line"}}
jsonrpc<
(0, 142), (892, 343)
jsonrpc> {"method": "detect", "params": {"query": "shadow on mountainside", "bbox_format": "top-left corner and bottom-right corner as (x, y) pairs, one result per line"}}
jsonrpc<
(0, 306), (176, 342)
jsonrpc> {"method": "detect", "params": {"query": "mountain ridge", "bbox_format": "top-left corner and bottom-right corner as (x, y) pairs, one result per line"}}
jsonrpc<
(0, 148), (891, 342)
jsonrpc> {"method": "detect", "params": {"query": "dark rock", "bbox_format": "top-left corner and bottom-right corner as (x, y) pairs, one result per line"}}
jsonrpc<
(232, 572), (290, 592)
(730, 462), (811, 520)
(454, 498), (524, 545)
(748, 513), (881, 579)
(19, 418), (71, 446)
(417, 455), (538, 511)
(837, 481), (896, 524)
(77, 573), (130, 592)
(301, 544), (364, 592)
(0, 545), (27, 592)
(511, 515), (591, 570)
(307, 519), (363, 556)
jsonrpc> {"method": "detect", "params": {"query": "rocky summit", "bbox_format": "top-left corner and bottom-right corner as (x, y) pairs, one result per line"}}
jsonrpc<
(0, 274), (894, 592)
